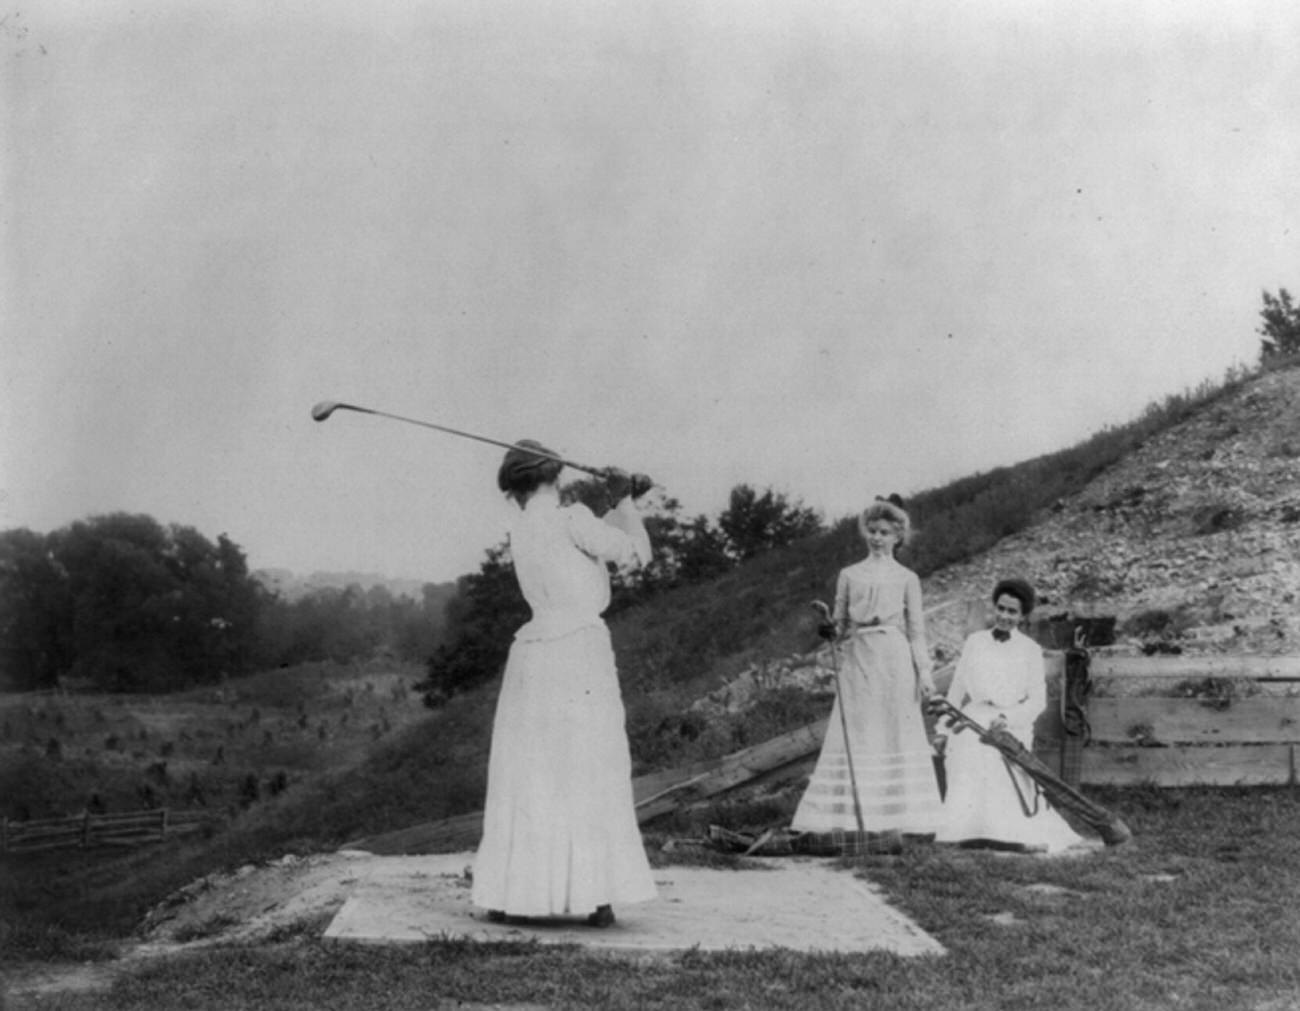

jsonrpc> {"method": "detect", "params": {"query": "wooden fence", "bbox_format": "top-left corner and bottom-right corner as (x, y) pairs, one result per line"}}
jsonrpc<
(1034, 652), (1300, 788)
(1, 808), (213, 854)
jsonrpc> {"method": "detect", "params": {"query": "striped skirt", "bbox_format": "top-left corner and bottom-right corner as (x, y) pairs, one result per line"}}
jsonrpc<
(792, 628), (943, 834)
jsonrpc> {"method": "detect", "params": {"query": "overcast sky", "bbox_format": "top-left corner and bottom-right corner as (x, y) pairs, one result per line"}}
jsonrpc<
(3, 0), (1297, 584)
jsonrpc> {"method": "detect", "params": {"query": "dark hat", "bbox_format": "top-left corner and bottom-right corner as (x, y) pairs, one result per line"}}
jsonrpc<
(497, 439), (563, 493)
(992, 578), (1036, 616)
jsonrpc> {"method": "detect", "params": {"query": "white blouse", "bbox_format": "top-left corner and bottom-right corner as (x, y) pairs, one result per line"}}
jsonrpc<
(833, 558), (931, 677)
(944, 628), (1045, 740)
(508, 486), (650, 642)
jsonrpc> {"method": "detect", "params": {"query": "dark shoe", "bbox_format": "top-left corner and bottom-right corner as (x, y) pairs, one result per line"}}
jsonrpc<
(486, 909), (507, 923)
(587, 904), (615, 928)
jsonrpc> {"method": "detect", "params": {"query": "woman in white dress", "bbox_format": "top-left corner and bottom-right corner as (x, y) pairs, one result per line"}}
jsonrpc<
(472, 441), (656, 927)
(934, 578), (1086, 853)
(791, 498), (944, 837)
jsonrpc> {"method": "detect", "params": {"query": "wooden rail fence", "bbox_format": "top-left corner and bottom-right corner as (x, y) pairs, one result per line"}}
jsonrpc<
(1, 808), (212, 854)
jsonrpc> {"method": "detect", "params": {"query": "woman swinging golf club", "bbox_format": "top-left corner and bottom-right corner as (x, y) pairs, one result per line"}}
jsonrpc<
(470, 440), (656, 928)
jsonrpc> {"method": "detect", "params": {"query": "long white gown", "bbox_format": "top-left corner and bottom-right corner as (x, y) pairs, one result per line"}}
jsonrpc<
(472, 486), (657, 916)
(935, 627), (1086, 852)
(791, 558), (944, 835)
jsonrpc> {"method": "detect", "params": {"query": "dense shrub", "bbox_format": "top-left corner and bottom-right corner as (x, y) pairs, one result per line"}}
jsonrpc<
(0, 516), (455, 693)
(1259, 287), (1300, 360)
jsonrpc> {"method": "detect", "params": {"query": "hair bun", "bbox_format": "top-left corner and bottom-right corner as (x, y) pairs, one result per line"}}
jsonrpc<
(498, 439), (563, 493)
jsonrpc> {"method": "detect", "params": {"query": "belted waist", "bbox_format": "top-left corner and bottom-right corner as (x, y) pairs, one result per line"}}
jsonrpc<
(514, 609), (603, 643)
(851, 621), (903, 635)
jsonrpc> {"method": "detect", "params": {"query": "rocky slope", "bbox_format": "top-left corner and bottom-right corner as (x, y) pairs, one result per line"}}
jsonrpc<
(697, 365), (1300, 716)
(923, 364), (1300, 657)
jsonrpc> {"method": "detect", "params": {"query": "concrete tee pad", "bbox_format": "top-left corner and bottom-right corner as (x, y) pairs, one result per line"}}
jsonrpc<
(323, 852), (944, 956)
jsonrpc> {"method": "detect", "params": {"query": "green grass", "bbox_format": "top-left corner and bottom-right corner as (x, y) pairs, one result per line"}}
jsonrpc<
(7, 788), (1300, 1010)
(6, 361), (1299, 1007)
(611, 363), (1267, 774)
(0, 661), (429, 820)
(0, 686), (499, 957)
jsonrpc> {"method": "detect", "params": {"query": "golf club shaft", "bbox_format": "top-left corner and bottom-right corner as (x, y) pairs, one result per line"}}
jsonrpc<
(811, 600), (867, 836)
(311, 401), (608, 477)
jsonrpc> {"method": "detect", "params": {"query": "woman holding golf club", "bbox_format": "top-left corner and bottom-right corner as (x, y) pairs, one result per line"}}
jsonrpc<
(471, 441), (656, 928)
(932, 578), (1085, 852)
(791, 497), (944, 838)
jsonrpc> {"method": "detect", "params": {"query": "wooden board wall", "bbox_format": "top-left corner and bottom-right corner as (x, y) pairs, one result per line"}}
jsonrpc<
(1068, 653), (1300, 787)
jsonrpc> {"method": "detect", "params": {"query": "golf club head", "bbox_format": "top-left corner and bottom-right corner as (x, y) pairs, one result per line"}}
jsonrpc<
(310, 401), (342, 422)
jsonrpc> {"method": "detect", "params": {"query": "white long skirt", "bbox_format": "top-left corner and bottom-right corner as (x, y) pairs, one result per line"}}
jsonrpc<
(791, 629), (944, 834)
(471, 623), (656, 916)
(935, 703), (1086, 852)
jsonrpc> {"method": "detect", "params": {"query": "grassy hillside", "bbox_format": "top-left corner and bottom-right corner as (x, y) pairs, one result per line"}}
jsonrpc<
(0, 677), (496, 954)
(0, 662), (429, 822)
(612, 362), (1262, 771)
(3, 360), (1285, 960)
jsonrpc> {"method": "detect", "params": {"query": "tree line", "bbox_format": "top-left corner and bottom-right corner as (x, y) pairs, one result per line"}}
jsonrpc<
(0, 514), (450, 693)
(0, 483), (821, 697)
(1259, 287), (1300, 361)
(3, 288), (1288, 697)
(419, 480), (823, 701)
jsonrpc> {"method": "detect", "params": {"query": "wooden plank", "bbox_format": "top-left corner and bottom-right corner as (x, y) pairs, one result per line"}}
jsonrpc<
(13, 814), (83, 830)
(8, 838), (80, 854)
(5, 822), (79, 838)
(2, 808), (192, 853)
(90, 821), (162, 836)
(1081, 744), (1293, 786)
(631, 757), (727, 805)
(1088, 698), (1300, 745)
(344, 811), (483, 856)
(92, 811), (160, 824)
(630, 718), (838, 806)
(0, 808), (199, 853)
(88, 830), (159, 844)
(1090, 655), (1300, 681)
(7, 824), (82, 843)
(634, 718), (830, 807)
(348, 719), (836, 855)
(737, 753), (817, 794)
(632, 720), (830, 823)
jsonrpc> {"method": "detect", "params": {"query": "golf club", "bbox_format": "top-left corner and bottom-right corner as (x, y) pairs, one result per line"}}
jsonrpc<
(310, 400), (608, 477)
(811, 599), (867, 837)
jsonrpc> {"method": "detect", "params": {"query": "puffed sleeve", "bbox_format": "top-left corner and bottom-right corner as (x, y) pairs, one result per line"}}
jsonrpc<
(832, 569), (850, 624)
(903, 570), (931, 679)
(565, 499), (651, 570)
(945, 635), (973, 709)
